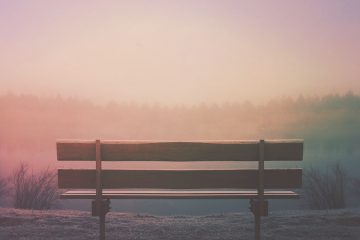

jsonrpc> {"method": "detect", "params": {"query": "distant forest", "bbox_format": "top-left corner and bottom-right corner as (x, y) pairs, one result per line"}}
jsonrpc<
(1, 92), (360, 175)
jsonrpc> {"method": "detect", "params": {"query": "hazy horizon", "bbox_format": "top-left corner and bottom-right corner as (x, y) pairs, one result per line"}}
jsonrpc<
(1, 92), (360, 214)
(0, 90), (358, 107)
(1, 0), (360, 105)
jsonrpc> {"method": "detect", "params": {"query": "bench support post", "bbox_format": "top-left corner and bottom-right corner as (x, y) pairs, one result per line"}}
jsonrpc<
(95, 139), (106, 240)
(100, 213), (105, 240)
(255, 139), (265, 240)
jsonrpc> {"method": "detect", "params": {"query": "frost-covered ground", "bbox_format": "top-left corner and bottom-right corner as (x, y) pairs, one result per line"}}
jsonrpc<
(1, 207), (360, 240)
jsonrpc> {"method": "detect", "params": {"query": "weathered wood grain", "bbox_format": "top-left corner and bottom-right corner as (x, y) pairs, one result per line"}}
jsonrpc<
(60, 190), (300, 199)
(58, 168), (302, 189)
(57, 140), (303, 161)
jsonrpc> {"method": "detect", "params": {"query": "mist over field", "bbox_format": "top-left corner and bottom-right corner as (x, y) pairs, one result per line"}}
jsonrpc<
(1, 3), (360, 240)
(1, 0), (360, 179)
(1, 1), (360, 106)
(1, 92), (359, 214)
(1, 92), (359, 172)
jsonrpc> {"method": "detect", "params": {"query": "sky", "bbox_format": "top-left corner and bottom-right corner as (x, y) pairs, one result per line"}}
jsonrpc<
(1, 0), (360, 105)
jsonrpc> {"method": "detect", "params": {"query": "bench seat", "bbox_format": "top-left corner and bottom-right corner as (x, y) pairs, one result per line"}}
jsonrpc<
(61, 190), (300, 199)
(57, 139), (304, 239)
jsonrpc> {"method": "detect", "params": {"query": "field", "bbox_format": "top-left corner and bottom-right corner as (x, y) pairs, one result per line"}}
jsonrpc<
(1, 207), (360, 240)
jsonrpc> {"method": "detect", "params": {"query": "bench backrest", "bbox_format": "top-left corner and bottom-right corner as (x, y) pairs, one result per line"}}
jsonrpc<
(57, 140), (303, 190)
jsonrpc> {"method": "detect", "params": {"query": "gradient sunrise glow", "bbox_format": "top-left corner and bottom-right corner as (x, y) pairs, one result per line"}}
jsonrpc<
(1, 0), (360, 105)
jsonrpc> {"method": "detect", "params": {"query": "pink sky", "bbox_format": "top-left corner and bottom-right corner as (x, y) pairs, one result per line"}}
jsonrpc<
(1, 0), (359, 105)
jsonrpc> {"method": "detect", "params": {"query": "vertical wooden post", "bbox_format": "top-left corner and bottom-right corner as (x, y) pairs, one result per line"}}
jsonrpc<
(255, 139), (265, 240)
(96, 140), (105, 240)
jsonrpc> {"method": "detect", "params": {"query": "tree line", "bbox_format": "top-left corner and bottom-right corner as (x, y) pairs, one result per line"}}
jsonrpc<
(0, 91), (360, 210)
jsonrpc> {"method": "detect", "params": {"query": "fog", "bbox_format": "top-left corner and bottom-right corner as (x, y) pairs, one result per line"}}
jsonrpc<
(1, 1), (360, 214)
(1, 1), (360, 105)
(1, 92), (359, 174)
(1, 92), (359, 213)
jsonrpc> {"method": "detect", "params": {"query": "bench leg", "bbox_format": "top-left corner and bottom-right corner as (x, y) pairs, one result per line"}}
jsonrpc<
(250, 199), (262, 240)
(250, 199), (268, 240)
(254, 213), (261, 240)
(92, 199), (110, 240)
(99, 213), (106, 240)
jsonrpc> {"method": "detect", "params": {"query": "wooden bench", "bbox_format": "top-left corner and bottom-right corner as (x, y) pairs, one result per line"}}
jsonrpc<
(57, 139), (303, 240)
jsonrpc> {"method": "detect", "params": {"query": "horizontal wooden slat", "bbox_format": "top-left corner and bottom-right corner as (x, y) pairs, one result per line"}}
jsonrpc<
(60, 190), (300, 199)
(58, 169), (302, 189)
(265, 141), (303, 161)
(57, 140), (303, 161)
(57, 140), (96, 161)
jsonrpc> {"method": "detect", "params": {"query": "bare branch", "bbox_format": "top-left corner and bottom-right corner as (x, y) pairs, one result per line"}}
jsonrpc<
(9, 163), (59, 210)
(304, 162), (347, 209)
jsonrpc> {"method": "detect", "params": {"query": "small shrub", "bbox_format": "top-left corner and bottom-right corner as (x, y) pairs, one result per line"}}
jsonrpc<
(0, 177), (7, 199)
(350, 177), (360, 197)
(304, 162), (347, 209)
(10, 163), (59, 210)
